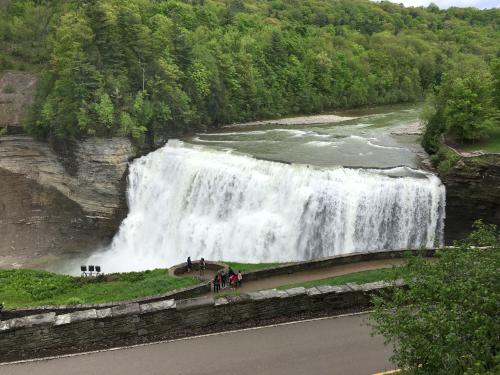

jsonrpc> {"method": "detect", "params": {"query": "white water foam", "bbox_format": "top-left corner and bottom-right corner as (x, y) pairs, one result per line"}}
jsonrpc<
(305, 141), (338, 147)
(86, 140), (445, 272)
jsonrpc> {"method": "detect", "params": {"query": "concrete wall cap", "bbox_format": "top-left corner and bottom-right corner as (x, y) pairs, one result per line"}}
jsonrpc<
(283, 287), (306, 297)
(0, 312), (56, 332)
(55, 309), (97, 326)
(139, 299), (175, 314)
(306, 287), (322, 296)
(247, 291), (266, 301)
(111, 303), (140, 317)
(176, 296), (214, 311)
(359, 281), (390, 292)
(96, 308), (112, 320)
(225, 294), (251, 305)
(214, 298), (229, 306)
(259, 289), (288, 299)
(317, 285), (347, 294)
(345, 283), (361, 291)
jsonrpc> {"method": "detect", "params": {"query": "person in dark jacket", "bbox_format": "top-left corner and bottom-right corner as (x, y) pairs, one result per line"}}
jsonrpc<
(221, 270), (226, 289)
(199, 257), (205, 277)
(187, 256), (192, 272)
(213, 273), (220, 292)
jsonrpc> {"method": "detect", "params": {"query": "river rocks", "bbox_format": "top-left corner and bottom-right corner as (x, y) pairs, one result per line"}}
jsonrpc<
(442, 153), (500, 242)
(0, 135), (135, 269)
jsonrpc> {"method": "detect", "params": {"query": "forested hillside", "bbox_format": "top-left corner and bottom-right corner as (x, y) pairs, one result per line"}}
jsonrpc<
(1, 0), (498, 144)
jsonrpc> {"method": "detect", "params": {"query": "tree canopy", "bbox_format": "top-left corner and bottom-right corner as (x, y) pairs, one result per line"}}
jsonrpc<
(422, 55), (500, 153)
(0, 0), (499, 144)
(371, 220), (500, 374)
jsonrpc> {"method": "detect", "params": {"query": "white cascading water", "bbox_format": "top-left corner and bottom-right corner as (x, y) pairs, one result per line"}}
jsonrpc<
(87, 140), (445, 272)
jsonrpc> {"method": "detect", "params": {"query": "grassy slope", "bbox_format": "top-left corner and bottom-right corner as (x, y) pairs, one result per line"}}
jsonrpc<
(0, 269), (199, 308)
(0, 264), (405, 308)
(462, 127), (500, 153)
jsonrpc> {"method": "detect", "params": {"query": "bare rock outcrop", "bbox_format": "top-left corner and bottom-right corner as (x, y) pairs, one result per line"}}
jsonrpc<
(0, 136), (135, 268)
(441, 153), (500, 242)
(0, 72), (37, 133)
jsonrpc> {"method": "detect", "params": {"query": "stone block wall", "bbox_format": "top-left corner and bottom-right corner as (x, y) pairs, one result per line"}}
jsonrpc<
(0, 280), (403, 362)
(240, 249), (435, 282)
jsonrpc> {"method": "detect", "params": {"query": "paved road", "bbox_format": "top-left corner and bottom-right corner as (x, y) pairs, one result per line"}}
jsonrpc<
(1, 313), (395, 375)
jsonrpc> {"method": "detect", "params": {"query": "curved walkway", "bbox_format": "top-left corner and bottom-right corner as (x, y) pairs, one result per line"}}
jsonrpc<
(0, 313), (395, 375)
(237, 258), (404, 293)
(192, 258), (405, 294)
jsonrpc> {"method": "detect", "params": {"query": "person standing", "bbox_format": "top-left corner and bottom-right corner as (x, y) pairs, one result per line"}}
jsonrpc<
(221, 270), (226, 289)
(217, 272), (223, 292)
(213, 273), (219, 293)
(199, 257), (205, 277)
(187, 256), (192, 273)
(237, 270), (243, 287)
(230, 273), (238, 290)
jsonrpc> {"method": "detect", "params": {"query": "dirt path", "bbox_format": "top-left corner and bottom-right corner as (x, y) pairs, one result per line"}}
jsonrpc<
(196, 258), (405, 294)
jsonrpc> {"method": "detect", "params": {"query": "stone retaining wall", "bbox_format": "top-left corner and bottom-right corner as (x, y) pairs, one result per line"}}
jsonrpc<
(0, 280), (403, 362)
(240, 249), (435, 282)
(0, 282), (212, 320)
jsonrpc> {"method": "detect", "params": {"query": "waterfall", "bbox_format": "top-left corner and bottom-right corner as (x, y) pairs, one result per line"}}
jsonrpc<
(88, 140), (445, 272)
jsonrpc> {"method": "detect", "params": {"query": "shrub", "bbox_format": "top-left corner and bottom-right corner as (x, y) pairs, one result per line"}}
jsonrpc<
(371, 222), (500, 374)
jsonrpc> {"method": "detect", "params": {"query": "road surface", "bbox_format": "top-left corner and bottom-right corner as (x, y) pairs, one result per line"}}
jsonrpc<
(1, 313), (396, 375)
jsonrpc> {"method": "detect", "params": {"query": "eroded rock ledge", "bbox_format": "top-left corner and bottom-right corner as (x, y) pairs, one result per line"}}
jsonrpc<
(0, 136), (135, 268)
(442, 153), (500, 242)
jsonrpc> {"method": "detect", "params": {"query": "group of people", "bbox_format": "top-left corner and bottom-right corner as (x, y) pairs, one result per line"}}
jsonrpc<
(185, 256), (242, 292)
(186, 256), (206, 276)
(213, 268), (242, 292)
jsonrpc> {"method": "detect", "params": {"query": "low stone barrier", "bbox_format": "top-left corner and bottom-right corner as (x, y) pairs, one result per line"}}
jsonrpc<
(0, 282), (212, 320)
(169, 260), (226, 276)
(240, 249), (436, 282)
(0, 280), (404, 362)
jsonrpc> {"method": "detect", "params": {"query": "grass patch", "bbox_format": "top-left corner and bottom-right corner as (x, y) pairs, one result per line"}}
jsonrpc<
(461, 127), (500, 154)
(431, 145), (461, 174)
(222, 261), (287, 272)
(0, 269), (199, 308)
(276, 267), (405, 290)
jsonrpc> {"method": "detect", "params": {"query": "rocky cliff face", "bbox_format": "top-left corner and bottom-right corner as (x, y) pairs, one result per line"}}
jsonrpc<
(0, 136), (135, 269)
(441, 153), (500, 242)
(0, 72), (37, 133)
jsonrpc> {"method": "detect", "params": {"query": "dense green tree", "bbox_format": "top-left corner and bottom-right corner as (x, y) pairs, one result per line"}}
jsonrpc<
(1, 0), (498, 143)
(371, 220), (500, 374)
(422, 55), (499, 151)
